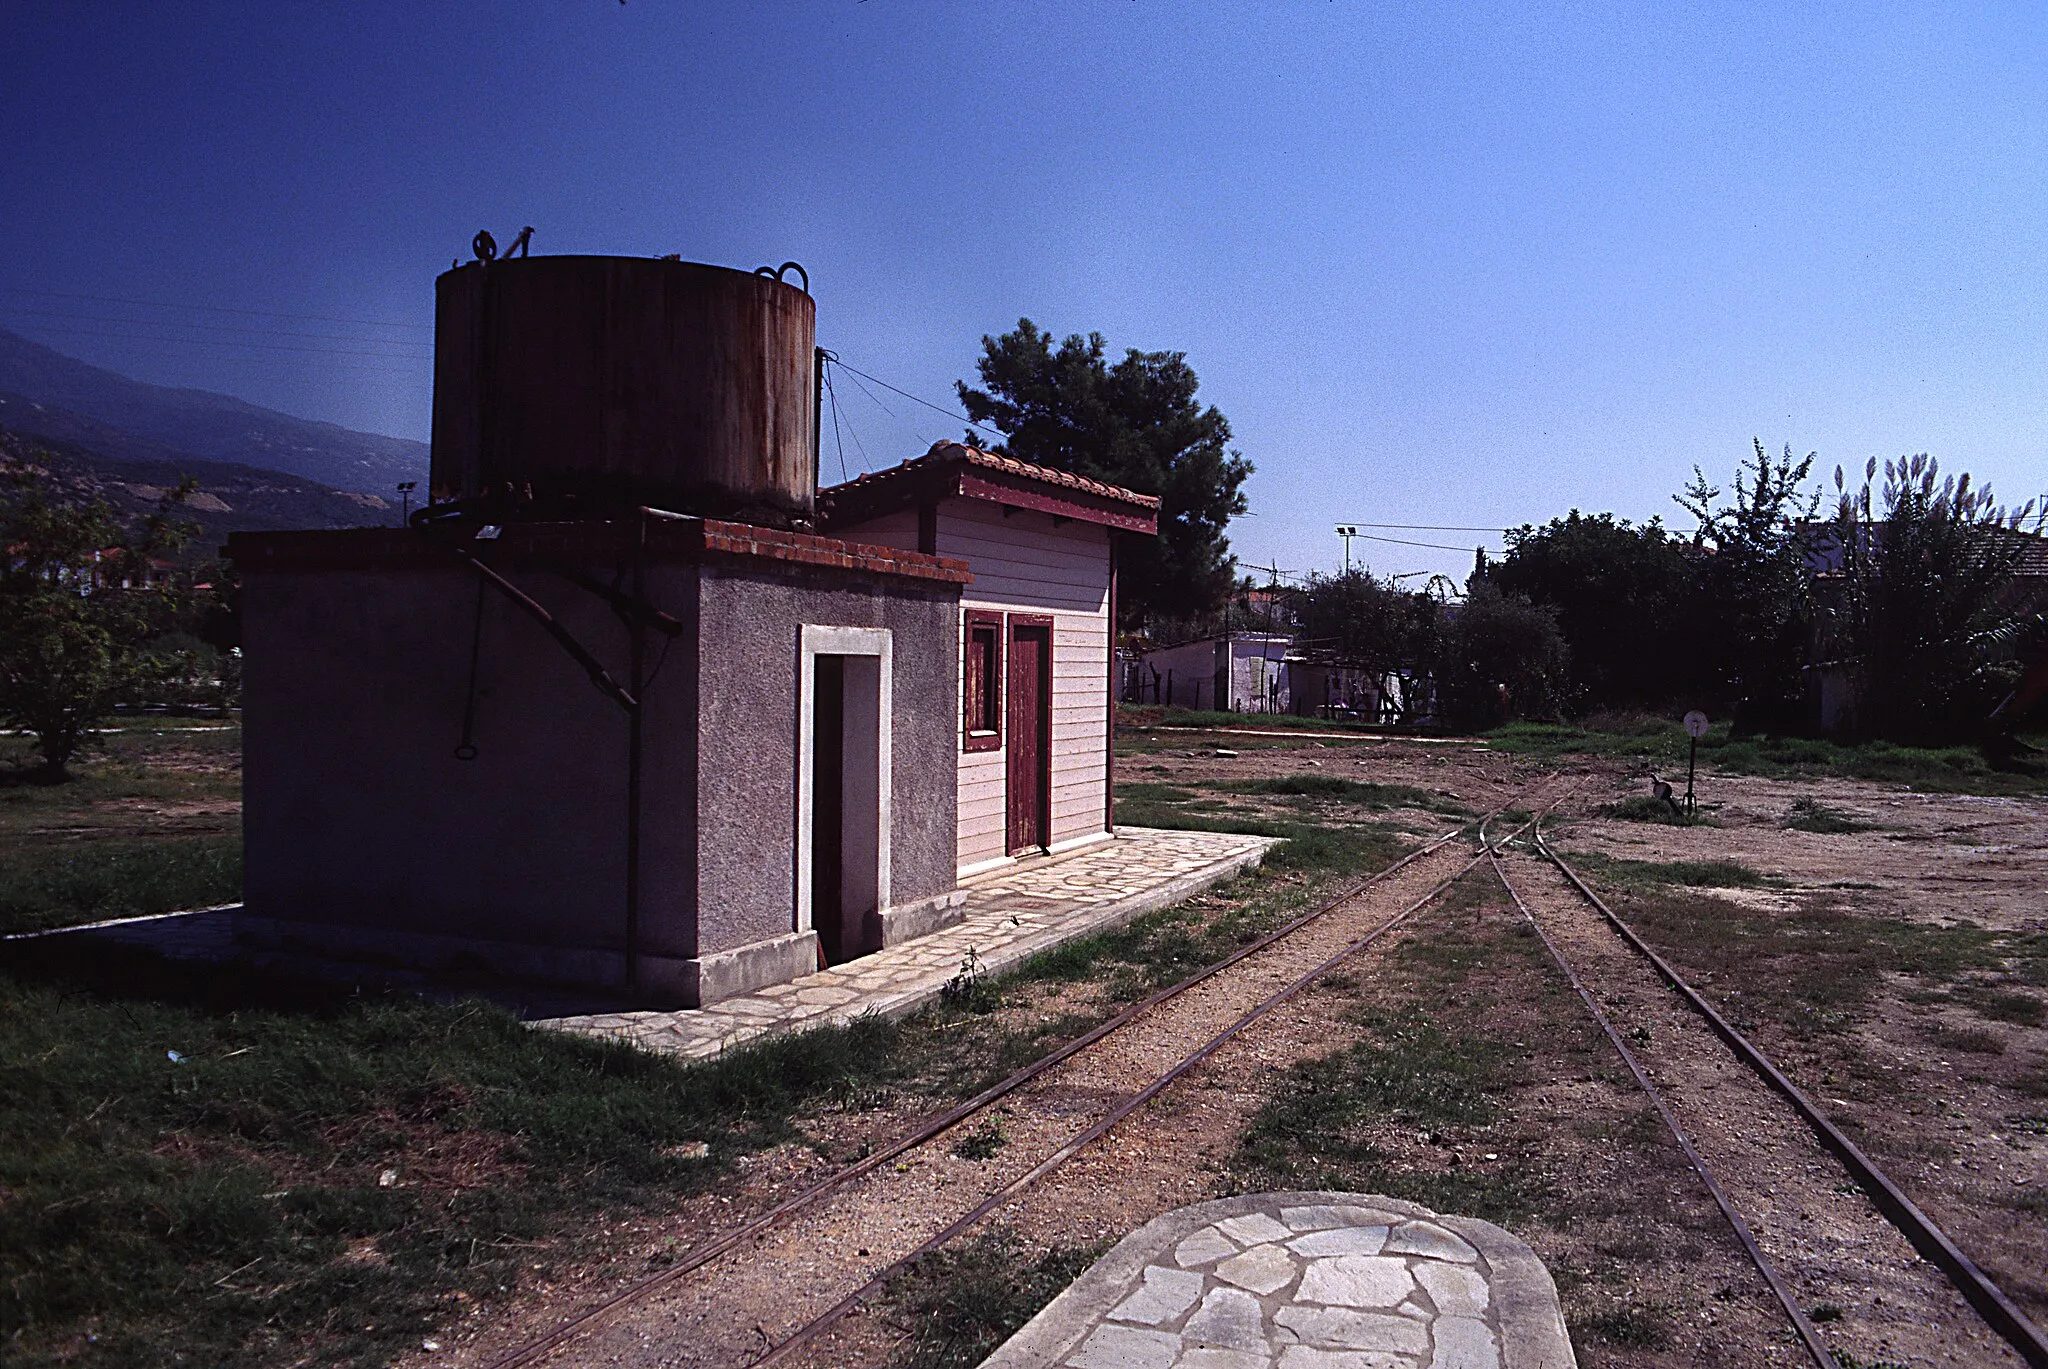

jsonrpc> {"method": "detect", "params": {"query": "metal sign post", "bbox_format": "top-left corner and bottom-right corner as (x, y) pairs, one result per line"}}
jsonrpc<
(1682, 710), (1709, 813)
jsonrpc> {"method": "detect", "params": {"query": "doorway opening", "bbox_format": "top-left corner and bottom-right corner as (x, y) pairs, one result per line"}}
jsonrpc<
(799, 628), (891, 967)
(1006, 619), (1052, 854)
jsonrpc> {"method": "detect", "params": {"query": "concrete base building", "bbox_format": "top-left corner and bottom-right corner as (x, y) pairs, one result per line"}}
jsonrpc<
(227, 255), (1156, 1008)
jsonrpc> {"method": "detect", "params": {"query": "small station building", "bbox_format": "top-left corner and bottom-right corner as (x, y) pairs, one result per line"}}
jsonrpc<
(228, 254), (1156, 1007)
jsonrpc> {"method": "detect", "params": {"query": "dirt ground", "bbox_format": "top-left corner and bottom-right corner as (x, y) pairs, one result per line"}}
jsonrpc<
(428, 734), (2047, 1369)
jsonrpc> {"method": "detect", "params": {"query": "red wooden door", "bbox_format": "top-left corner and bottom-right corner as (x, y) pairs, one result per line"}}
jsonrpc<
(1006, 623), (1051, 853)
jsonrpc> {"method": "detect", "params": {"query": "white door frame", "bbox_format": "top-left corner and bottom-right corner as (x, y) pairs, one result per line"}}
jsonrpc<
(795, 625), (893, 936)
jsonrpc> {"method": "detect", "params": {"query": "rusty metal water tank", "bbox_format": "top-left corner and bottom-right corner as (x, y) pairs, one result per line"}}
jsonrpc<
(429, 256), (817, 523)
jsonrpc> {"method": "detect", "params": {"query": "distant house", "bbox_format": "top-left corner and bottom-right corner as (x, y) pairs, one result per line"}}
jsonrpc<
(820, 441), (1160, 875)
(1136, 633), (1293, 714)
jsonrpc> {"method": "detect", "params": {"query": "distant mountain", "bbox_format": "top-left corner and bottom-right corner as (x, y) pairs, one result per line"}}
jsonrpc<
(1, 410), (397, 552)
(0, 327), (427, 496)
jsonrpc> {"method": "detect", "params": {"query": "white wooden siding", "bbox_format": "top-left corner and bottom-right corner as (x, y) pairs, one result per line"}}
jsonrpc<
(835, 498), (1113, 872)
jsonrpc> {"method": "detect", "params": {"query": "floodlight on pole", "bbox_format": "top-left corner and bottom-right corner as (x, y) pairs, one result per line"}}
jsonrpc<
(1335, 524), (1358, 574)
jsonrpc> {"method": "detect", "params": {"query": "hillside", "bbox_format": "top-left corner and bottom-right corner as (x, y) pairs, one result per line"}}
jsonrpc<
(0, 327), (427, 496)
(1, 420), (394, 552)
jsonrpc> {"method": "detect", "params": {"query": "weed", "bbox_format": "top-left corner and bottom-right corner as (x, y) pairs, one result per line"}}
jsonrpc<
(881, 1228), (1099, 1369)
(1576, 1303), (1672, 1348)
(1810, 1302), (1845, 1323)
(1832, 1351), (1911, 1369)
(941, 948), (998, 1014)
(1922, 1023), (2005, 1055)
(1596, 795), (1711, 826)
(950, 1120), (1006, 1162)
(1785, 798), (1873, 834)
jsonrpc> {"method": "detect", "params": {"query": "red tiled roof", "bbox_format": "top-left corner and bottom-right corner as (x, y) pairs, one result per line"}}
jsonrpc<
(819, 441), (1160, 535)
(826, 441), (1158, 508)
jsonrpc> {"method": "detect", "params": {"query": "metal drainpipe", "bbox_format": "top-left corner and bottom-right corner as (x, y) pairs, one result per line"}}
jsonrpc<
(624, 511), (648, 999)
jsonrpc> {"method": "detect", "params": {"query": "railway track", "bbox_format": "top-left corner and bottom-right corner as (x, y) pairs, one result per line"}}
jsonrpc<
(1485, 817), (2048, 1369)
(481, 781), (1571, 1369)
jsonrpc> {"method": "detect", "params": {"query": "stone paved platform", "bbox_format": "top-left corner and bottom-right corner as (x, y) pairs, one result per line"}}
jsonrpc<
(542, 826), (1279, 1060)
(981, 1192), (1575, 1369)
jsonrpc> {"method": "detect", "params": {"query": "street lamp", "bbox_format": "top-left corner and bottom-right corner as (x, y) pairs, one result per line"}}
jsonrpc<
(1335, 525), (1358, 574)
(396, 481), (417, 525)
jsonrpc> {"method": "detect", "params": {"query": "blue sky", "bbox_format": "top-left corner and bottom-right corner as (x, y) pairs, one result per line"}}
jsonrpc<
(4, 2), (2044, 583)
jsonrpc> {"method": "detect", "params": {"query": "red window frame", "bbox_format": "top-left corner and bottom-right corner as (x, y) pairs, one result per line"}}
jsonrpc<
(962, 610), (1004, 752)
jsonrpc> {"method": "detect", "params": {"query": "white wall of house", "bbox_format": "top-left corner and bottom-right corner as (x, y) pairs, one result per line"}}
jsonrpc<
(1138, 635), (1291, 713)
(835, 500), (1113, 875)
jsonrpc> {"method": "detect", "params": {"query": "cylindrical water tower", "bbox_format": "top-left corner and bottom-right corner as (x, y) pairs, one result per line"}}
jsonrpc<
(429, 257), (817, 525)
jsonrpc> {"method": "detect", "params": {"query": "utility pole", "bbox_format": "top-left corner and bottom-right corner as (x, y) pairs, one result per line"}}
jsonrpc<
(1335, 525), (1357, 574)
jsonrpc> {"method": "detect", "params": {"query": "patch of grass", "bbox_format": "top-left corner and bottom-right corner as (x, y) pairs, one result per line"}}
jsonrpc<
(0, 725), (244, 936)
(1015, 822), (1407, 1001)
(1785, 798), (1873, 834)
(1232, 1007), (1531, 1223)
(1595, 795), (1712, 826)
(1566, 851), (1778, 890)
(1112, 781), (1198, 804)
(1922, 1022), (2005, 1055)
(1614, 890), (2015, 1038)
(1209, 775), (1471, 816)
(0, 916), (1141, 1369)
(1487, 718), (2048, 796)
(0, 958), (977, 1367)
(881, 1228), (1100, 1369)
(0, 835), (242, 936)
(1952, 985), (2045, 1026)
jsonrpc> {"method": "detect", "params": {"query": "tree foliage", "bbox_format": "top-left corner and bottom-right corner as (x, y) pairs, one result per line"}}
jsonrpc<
(1291, 570), (1439, 681)
(1823, 454), (2043, 741)
(0, 446), (196, 779)
(957, 319), (1252, 628)
(1482, 511), (1699, 710)
(1674, 441), (1820, 732)
(1432, 582), (1570, 731)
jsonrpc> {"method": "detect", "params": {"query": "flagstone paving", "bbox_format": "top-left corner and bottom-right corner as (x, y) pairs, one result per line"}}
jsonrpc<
(541, 826), (1280, 1060)
(979, 1192), (1576, 1369)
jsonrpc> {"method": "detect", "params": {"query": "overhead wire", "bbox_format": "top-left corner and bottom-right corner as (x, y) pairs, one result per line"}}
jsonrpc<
(820, 365), (853, 482)
(1337, 522), (1511, 533)
(825, 356), (1004, 442)
(830, 358), (936, 449)
(1351, 530), (1499, 553)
